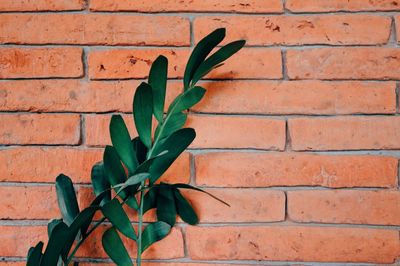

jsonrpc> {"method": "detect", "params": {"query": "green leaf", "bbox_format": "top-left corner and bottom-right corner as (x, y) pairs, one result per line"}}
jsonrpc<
(102, 199), (136, 240)
(135, 150), (169, 174)
(143, 186), (158, 213)
(167, 86), (206, 114)
(149, 128), (196, 183)
(173, 183), (230, 207)
(149, 55), (168, 122)
(114, 173), (150, 196)
(133, 82), (153, 149)
(102, 227), (133, 266)
(184, 28), (226, 90)
(191, 40), (246, 86)
(141, 221), (171, 253)
(47, 219), (63, 237)
(173, 189), (198, 225)
(132, 137), (147, 164)
(110, 114), (138, 174)
(41, 221), (69, 266)
(156, 185), (177, 226)
(27, 242), (43, 266)
(55, 174), (80, 226)
(91, 162), (111, 206)
(155, 112), (187, 141)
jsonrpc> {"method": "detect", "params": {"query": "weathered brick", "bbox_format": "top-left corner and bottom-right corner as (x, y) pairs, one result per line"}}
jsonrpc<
(287, 48), (400, 80)
(0, 80), (181, 112)
(88, 48), (281, 80)
(194, 81), (396, 115)
(186, 226), (400, 263)
(195, 15), (391, 45)
(187, 115), (286, 149)
(288, 190), (400, 225)
(0, 226), (46, 257)
(0, 14), (189, 46)
(89, 0), (283, 13)
(286, 0), (400, 12)
(289, 116), (400, 150)
(0, 114), (80, 145)
(0, 0), (84, 11)
(195, 152), (398, 188)
(0, 148), (102, 183)
(182, 189), (285, 222)
(0, 47), (83, 78)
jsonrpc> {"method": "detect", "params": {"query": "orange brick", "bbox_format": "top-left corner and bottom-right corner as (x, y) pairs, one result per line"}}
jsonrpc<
(195, 15), (390, 45)
(195, 152), (398, 188)
(182, 189), (285, 223)
(0, 148), (102, 183)
(0, 114), (80, 145)
(0, 226), (47, 257)
(89, 0), (283, 13)
(289, 116), (400, 150)
(0, 47), (83, 78)
(0, 0), (84, 11)
(88, 48), (281, 80)
(287, 48), (400, 80)
(0, 14), (189, 46)
(286, 0), (400, 12)
(288, 190), (400, 225)
(186, 226), (400, 263)
(81, 263), (247, 266)
(0, 80), (181, 112)
(194, 80), (396, 115)
(396, 16), (400, 43)
(77, 225), (184, 259)
(186, 115), (286, 149)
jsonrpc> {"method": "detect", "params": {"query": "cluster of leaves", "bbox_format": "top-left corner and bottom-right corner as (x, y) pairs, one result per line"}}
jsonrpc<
(26, 28), (245, 266)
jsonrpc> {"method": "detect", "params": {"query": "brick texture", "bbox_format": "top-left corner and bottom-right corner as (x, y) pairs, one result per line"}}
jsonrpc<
(2, 1), (400, 265)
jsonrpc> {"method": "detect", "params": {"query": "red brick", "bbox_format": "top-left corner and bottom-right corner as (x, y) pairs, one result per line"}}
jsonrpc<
(88, 48), (281, 80)
(286, 0), (400, 12)
(195, 15), (390, 45)
(0, 148), (102, 183)
(195, 152), (398, 188)
(186, 226), (400, 263)
(81, 263), (247, 266)
(0, 80), (181, 113)
(288, 190), (400, 225)
(187, 115), (286, 149)
(194, 81), (396, 115)
(182, 189), (285, 223)
(287, 48), (400, 80)
(89, 0), (283, 13)
(0, 14), (189, 46)
(0, 114), (80, 145)
(290, 116), (400, 150)
(77, 225), (184, 259)
(0, 0), (84, 11)
(0, 47), (83, 78)
(0, 226), (46, 257)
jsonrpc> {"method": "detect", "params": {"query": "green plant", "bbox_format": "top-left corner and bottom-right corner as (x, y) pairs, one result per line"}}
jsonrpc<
(26, 28), (245, 266)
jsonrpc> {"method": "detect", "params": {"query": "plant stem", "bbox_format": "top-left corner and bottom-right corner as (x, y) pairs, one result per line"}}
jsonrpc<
(65, 217), (106, 265)
(136, 181), (145, 266)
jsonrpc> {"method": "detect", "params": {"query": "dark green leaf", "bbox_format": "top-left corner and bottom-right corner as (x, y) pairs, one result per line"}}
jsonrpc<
(91, 162), (111, 206)
(114, 173), (150, 196)
(143, 186), (158, 214)
(191, 40), (246, 86)
(156, 185), (176, 226)
(47, 219), (63, 237)
(102, 227), (133, 266)
(102, 199), (136, 240)
(110, 114), (138, 174)
(132, 137), (147, 164)
(183, 28), (226, 90)
(167, 86), (206, 114)
(141, 221), (171, 253)
(41, 221), (69, 266)
(134, 150), (169, 175)
(27, 242), (43, 266)
(155, 112), (187, 141)
(149, 55), (168, 122)
(55, 174), (80, 226)
(173, 183), (230, 207)
(173, 189), (198, 225)
(133, 82), (153, 149)
(149, 128), (195, 183)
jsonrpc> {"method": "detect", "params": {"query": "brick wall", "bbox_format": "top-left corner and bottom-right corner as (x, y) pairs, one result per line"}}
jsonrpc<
(0, 0), (400, 265)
